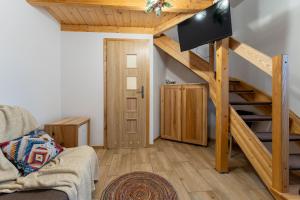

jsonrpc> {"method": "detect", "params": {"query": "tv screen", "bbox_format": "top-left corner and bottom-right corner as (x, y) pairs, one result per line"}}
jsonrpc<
(178, 0), (232, 51)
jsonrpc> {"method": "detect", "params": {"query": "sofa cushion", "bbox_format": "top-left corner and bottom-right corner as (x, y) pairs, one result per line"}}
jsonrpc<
(0, 129), (63, 176)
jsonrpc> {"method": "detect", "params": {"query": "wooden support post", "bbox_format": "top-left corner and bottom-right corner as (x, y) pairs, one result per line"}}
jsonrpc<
(272, 54), (289, 193)
(215, 38), (229, 173)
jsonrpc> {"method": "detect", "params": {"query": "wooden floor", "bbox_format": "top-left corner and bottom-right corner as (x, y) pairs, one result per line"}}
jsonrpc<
(92, 139), (273, 200)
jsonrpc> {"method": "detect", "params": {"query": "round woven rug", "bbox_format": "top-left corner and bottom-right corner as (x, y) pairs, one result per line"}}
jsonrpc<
(101, 171), (178, 200)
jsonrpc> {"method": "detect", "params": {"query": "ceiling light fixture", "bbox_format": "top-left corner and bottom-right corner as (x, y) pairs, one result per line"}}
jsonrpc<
(145, 0), (173, 16)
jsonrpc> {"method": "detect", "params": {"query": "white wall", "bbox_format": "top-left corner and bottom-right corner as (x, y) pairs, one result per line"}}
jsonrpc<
(153, 47), (167, 139)
(230, 0), (300, 116)
(61, 32), (155, 146)
(163, 28), (207, 83)
(0, 1), (61, 125)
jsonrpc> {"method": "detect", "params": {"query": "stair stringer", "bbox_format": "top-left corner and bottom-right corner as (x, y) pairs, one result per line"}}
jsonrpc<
(230, 106), (273, 188)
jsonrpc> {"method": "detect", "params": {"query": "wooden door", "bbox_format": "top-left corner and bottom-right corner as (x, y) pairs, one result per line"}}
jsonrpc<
(106, 39), (149, 149)
(181, 85), (208, 146)
(161, 85), (182, 141)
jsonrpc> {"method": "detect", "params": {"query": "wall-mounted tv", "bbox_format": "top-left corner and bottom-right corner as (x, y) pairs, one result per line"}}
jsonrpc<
(178, 0), (232, 51)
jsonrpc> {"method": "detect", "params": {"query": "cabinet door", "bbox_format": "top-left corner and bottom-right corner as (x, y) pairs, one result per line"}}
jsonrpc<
(161, 85), (182, 141)
(182, 85), (208, 145)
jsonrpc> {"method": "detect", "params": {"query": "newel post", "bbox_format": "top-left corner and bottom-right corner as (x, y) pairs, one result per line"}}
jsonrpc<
(215, 38), (229, 173)
(272, 54), (289, 192)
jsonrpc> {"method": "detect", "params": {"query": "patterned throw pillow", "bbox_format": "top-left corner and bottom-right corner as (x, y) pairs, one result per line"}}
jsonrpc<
(0, 129), (63, 176)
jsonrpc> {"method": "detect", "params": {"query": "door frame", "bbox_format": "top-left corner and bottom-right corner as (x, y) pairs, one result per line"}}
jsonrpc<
(103, 38), (150, 149)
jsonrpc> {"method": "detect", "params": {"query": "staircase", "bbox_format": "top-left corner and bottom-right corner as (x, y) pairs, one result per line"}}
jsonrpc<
(154, 35), (300, 199)
(229, 79), (300, 181)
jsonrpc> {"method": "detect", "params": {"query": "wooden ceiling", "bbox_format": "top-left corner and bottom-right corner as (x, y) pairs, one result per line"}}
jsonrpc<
(27, 0), (213, 35)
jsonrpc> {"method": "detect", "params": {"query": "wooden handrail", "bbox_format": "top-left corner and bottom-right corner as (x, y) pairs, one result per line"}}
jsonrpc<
(229, 37), (273, 76)
(272, 54), (289, 193)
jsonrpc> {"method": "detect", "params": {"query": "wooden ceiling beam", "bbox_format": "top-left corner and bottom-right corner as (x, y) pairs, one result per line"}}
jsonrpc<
(61, 24), (154, 34)
(27, 0), (213, 13)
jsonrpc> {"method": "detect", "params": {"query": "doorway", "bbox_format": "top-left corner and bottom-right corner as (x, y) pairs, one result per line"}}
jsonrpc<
(104, 39), (150, 149)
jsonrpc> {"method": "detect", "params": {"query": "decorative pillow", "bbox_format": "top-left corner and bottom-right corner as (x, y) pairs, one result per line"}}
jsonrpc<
(0, 129), (63, 176)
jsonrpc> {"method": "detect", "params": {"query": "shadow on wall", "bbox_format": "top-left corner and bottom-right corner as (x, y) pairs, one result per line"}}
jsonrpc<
(231, 0), (290, 53)
(230, 0), (289, 97)
(165, 57), (205, 83)
(29, 4), (58, 25)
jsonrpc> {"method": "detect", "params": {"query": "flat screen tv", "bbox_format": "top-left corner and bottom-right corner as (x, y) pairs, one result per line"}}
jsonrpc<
(178, 0), (232, 51)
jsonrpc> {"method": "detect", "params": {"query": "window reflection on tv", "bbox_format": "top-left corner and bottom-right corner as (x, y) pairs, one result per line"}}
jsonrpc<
(178, 0), (232, 51)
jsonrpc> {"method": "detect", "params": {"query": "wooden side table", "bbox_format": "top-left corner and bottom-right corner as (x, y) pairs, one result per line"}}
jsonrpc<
(44, 117), (90, 148)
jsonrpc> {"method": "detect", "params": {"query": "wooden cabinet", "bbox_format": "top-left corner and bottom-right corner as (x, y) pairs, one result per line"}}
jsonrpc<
(160, 85), (182, 141)
(161, 84), (208, 146)
(44, 117), (90, 148)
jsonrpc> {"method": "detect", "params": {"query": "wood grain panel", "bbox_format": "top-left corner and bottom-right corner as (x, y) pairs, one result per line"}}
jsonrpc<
(78, 7), (100, 25)
(272, 55), (289, 193)
(161, 85), (182, 141)
(43, 5), (186, 29)
(94, 139), (275, 200)
(230, 107), (272, 188)
(27, 0), (208, 34)
(215, 38), (229, 173)
(27, 0), (213, 13)
(105, 39), (150, 149)
(95, 7), (109, 26)
(49, 6), (72, 24)
(61, 24), (154, 34)
(229, 37), (273, 77)
(181, 84), (208, 146)
(44, 117), (90, 148)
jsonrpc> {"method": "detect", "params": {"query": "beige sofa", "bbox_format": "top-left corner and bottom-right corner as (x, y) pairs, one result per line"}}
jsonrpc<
(0, 105), (99, 200)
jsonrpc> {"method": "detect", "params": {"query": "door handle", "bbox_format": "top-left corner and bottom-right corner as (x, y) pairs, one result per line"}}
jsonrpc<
(137, 86), (144, 99)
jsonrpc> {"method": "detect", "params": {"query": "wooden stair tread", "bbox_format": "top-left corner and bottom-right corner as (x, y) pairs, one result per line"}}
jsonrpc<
(289, 154), (300, 170)
(230, 90), (255, 94)
(229, 80), (240, 84)
(255, 132), (300, 142)
(230, 101), (272, 106)
(240, 115), (272, 122)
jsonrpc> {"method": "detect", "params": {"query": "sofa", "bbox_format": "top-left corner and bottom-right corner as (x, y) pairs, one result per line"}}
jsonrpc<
(0, 105), (99, 200)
